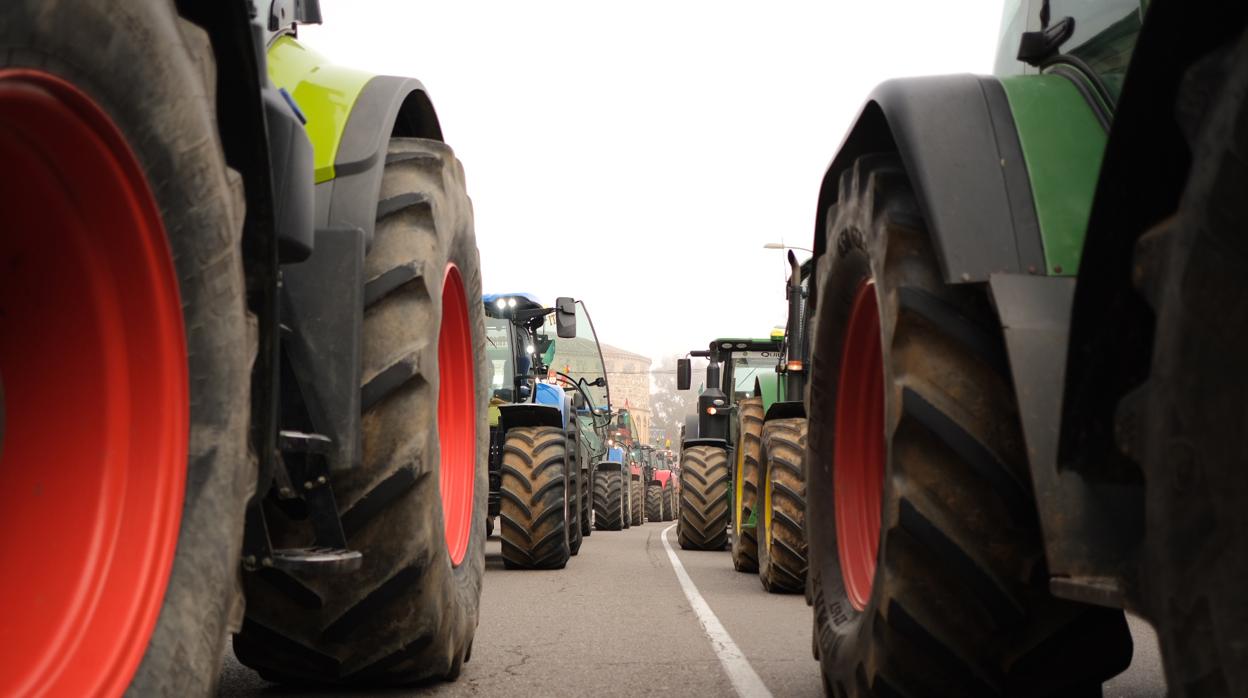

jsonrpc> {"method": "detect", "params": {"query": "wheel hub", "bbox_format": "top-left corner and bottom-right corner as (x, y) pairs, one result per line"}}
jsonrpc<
(438, 264), (476, 567)
(0, 69), (188, 695)
(833, 280), (885, 611)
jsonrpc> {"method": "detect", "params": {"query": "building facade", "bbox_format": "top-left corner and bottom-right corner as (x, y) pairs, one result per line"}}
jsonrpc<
(600, 344), (652, 446)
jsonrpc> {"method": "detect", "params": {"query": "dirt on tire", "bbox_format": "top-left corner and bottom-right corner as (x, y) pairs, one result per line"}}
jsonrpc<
(645, 484), (663, 522)
(677, 445), (729, 550)
(758, 417), (808, 593)
(236, 137), (488, 685)
(499, 426), (571, 569)
(804, 154), (1131, 696)
(732, 397), (764, 572)
(593, 468), (625, 531)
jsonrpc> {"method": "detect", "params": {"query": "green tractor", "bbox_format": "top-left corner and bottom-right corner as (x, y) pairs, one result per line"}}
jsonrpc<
(740, 252), (816, 594)
(675, 335), (783, 550)
(802, 0), (1248, 695)
(483, 294), (612, 569)
(1, 1), (488, 692)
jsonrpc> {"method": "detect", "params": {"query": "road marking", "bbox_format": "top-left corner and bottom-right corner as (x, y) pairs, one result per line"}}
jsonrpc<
(661, 524), (773, 698)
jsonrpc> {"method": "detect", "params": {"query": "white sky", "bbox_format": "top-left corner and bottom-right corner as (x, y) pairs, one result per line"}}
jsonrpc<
(300, 1), (1002, 366)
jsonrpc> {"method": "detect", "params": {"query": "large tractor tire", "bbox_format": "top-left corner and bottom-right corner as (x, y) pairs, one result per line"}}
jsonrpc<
(732, 397), (764, 572)
(236, 137), (488, 685)
(622, 476), (633, 529)
(565, 419), (583, 556)
(499, 426), (571, 570)
(1125, 31), (1248, 695)
(594, 468), (626, 530)
(757, 418), (808, 594)
(0, 5), (252, 695)
(630, 476), (645, 526)
(664, 484), (677, 521)
(677, 446), (730, 550)
(579, 468), (593, 537)
(645, 484), (664, 522)
(804, 154), (1131, 696)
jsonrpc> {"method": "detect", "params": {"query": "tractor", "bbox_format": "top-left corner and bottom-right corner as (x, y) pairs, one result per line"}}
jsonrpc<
(2, 1), (488, 692)
(800, 0), (1248, 695)
(675, 336), (783, 550)
(740, 252), (815, 594)
(644, 447), (678, 522)
(483, 294), (612, 569)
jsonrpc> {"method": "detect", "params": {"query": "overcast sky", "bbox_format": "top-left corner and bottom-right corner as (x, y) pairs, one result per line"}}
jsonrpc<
(300, 1), (1002, 366)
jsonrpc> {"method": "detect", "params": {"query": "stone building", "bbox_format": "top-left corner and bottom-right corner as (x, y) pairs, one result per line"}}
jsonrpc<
(600, 344), (652, 445)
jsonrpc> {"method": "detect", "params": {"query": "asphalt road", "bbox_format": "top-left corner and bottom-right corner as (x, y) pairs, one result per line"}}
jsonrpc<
(219, 522), (1166, 697)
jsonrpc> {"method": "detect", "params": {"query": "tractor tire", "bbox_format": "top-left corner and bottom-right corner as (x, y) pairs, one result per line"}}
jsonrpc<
(566, 422), (583, 556)
(645, 484), (664, 522)
(757, 418), (809, 594)
(732, 397), (764, 572)
(630, 477), (645, 526)
(1124, 31), (1248, 695)
(594, 468), (626, 531)
(677, 446), (730, 550)
(236, 137), (487, 685)
(486, 516), (495, 538)
(499, 426), (571, 570)
(665, 484), (677, 521)
(622, 476), (633, 529)
(579, 468), (593, 538)
(1, 5), (253, 694)
(805, 154), (1131, 696)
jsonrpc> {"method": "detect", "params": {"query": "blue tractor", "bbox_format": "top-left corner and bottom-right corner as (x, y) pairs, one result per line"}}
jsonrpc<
(483, 294), (613, 568)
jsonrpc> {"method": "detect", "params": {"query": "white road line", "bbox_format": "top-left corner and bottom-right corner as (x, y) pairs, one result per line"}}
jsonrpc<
(661, 524), (774, 698)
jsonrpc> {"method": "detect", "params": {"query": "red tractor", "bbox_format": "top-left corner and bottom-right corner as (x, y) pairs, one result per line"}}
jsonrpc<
(644, 448), (678, 522)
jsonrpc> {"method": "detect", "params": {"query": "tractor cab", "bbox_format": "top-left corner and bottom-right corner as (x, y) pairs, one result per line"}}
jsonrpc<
(675, 335), (783, 446)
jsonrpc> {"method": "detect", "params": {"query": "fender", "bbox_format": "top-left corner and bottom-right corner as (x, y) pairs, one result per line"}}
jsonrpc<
(753, 373), (783, 413)
(499, 403), (564, 431)
(595, 460), (624, 472)
(267, 35), (442, 246)
(812, 74), (1104, 283)
(763, 400), (805, 422)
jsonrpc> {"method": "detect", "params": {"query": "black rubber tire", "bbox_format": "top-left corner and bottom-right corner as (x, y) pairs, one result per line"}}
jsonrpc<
(645, 484), (664, 522)
(566, 419), (583, 556)
(805, 154), (1131, 696)
(677, 446), (730, 550)
(499, 426), (571, 570)
(732, 397), (764, 572)
(580, 468), (593, 538)
(664, 484), (677, 522)
(1126, 33), (1248, 696)
(236, 137), (488, 685)
(593, 468), (626, 531)
(1, 5), (253, 693)
(622, 474), (633, 529)
(630, 477), (645, 526)
(757, 418), (808, 594)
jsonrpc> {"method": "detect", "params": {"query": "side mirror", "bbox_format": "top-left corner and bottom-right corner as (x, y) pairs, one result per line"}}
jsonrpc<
(676, 358), (691, 391)
(555, 296), (577, 338)
(590, 376), (607, 387)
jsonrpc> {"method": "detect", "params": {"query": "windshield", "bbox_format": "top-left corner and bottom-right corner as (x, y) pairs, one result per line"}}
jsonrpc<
(549, 300), (610, 413)
(485, 315), (514, 399)
(730, 351), (778, 401)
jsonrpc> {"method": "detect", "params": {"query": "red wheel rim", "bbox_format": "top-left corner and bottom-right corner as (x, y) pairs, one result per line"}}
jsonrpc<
(438, 264), (476, 566)
(0, 70), (188, 695)
(833, 280), (885, 611)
